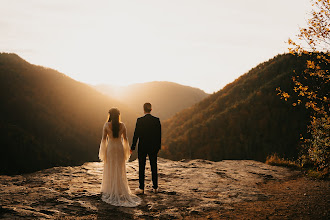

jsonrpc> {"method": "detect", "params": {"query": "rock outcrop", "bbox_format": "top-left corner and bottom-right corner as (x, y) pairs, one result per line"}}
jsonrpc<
(0, 158), (298, 219)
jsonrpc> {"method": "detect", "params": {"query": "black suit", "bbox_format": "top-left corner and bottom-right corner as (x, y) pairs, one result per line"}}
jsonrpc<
(131, 113), (161, 190)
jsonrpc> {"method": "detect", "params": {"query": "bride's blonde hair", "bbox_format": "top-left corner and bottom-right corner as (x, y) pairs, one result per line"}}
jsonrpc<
(107, 108), (120, 138)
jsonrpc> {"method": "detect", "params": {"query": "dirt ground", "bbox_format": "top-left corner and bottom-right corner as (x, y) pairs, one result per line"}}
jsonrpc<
(193, 174), (330, 220)
(0, 159), (328, 219)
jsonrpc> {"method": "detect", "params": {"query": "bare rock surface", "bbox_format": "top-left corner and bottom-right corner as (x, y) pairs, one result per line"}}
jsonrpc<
(0, 158), (301, 219)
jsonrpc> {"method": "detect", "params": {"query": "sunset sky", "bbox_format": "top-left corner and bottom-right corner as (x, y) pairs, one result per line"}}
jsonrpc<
(1, 0), (311, 93)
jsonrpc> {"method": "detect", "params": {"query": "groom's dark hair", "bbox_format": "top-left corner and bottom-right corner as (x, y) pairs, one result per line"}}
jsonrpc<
(144, 103), (152, 113)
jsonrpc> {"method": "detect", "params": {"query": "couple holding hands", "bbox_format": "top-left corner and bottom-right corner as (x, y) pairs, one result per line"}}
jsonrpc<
(98, 102), (161, 207)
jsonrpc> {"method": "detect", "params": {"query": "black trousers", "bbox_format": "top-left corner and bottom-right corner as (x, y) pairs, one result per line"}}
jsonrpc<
(138, 151), (158, 190)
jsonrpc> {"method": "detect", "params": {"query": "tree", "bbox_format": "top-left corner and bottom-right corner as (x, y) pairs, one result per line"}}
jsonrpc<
(278, 0), (329, 174)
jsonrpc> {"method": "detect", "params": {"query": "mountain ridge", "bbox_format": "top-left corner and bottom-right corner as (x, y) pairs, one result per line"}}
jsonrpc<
(0, 52), (315, 175)
(94, 81), (209, 120)
(0, 53), (138, 174)
(160, 53), (312, 161)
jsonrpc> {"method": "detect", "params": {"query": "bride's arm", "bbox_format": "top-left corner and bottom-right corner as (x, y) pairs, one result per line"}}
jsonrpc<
(99, 123), (108, 161)
(122, 123), (128, 141)
(102, 123), (108, 141)
(121, 123), (131, 160)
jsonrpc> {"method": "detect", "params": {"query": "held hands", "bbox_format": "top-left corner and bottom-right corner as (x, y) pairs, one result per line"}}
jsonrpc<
(130, 150), (133, 154)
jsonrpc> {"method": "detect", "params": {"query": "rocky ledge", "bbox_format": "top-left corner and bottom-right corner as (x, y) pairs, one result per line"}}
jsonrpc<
(0, 158), (300, 219)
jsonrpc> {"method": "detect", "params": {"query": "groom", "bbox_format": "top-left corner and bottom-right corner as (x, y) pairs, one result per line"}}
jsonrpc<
(131, 103), (161, 194)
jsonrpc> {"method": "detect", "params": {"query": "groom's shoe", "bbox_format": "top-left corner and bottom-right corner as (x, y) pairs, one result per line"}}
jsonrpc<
(135, 188), (144, 195)
(153, 188), (158, 194)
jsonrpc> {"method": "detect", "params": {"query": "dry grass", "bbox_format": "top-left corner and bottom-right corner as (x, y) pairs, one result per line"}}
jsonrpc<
(265, 153), (300, 169)
(266, 153), (329, 179)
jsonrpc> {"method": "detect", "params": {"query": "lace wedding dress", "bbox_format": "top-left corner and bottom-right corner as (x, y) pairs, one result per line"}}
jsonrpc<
(99, 122), (141, 207)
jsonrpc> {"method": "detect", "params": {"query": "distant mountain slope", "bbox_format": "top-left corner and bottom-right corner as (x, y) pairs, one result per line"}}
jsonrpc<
(95, 81), (209, 120)
(0, 53), (138, 174)
(160, 54), (312, 161)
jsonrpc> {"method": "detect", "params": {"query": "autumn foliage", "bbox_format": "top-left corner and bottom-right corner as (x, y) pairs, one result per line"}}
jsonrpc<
(278, 0), (329, 174)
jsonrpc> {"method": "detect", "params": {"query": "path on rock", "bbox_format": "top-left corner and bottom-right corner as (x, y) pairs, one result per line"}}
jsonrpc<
(1, 158), (325, 219)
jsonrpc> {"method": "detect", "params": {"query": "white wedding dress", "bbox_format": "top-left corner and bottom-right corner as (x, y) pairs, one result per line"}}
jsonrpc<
(99, 122), (141, 207)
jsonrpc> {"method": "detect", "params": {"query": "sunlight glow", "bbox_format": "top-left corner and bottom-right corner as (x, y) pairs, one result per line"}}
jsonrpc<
(0, 0), (311, 93)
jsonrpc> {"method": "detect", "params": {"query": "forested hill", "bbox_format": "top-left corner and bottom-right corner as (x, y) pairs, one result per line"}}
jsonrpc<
(0, 53), (137, 175)
(160, 54), (311, 162)
(95, 81), (209, 120)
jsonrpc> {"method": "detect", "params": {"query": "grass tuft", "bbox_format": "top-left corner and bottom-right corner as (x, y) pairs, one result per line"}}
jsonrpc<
(266, 153), (300, 169)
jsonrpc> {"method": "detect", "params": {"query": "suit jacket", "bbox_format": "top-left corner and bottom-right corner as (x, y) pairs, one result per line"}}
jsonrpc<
(131, 114), (161, 154)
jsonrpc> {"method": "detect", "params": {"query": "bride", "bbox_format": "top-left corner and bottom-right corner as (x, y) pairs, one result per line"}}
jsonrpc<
(98, 108), (141, 207)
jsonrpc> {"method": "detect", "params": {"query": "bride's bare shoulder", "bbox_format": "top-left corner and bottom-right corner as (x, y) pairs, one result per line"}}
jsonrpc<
(119, 122), (126, 130)
(103, 122), (111, 129)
